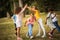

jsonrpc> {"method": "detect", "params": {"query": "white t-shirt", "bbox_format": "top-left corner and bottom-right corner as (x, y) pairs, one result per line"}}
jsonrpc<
(47, 12), (56, 29)
(15, 6), (26, 27)
(15, 13), (23, 27)
(47, 12), (52, 24)
(51, 13), (57, 22)
(16, 14), (22, 22)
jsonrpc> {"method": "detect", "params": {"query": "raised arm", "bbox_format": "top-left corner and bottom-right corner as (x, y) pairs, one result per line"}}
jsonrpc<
(27, 7), (32, 11)
(19, 4), (27, 14)
(27, 6), (36, 12)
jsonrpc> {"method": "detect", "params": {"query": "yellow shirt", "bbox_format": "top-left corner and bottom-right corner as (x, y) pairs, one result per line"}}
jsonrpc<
(34, 10), (40, 20)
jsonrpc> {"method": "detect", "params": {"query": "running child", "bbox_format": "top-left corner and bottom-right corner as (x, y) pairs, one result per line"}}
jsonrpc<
(46, 9), (60, 39)
(45, 9), (56, 39)
(51, 10), (60, 32)
(24, 14), (36, 39)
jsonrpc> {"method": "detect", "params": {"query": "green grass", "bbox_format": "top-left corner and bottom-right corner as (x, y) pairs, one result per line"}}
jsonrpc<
(0, 13), (60, 40)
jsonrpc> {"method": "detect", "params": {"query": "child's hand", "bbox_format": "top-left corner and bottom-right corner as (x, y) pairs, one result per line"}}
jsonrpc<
(25, 4), (28, 8)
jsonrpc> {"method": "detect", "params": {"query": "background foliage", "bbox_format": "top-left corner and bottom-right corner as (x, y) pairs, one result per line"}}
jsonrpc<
(0, 0), (60, 18)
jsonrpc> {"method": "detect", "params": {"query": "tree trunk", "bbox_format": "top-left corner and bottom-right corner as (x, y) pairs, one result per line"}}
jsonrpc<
(13, 0), (16, 13)
(7, 12), (10, 18)
(19, 0), (26, 17)
(19, 0), (23, 8)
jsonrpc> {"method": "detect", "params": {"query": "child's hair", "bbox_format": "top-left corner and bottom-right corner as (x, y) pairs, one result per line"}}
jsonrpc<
(48, 8), (54, 12)
(32, 6), (38, 10)
(30, 13), (35, 18)
(15, 7), (22, 14)
(48, 8), (54, 14)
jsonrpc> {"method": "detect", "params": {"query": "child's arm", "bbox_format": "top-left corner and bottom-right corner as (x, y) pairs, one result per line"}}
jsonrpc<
(45, 13), (50, 24)
(34, 16), (36, 21)
(45, 17), (49, 24)
(27, 7), (32, 11)
(24, 18), (30, 27)
(11, 15), (15, 20)
(27, 7), (36, 12)
(24, 20), (27, 27)
(19, 4), (27, 14)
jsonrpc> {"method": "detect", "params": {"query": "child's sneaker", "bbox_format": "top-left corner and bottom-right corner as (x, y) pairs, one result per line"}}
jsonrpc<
(48, 33), (52, 36)
(26, 33), (29, 38)
(30, 36), (33, 39)
(41, 35), (46, 38)
(49, 36), (53, 39)
(36, 33), (40, 37)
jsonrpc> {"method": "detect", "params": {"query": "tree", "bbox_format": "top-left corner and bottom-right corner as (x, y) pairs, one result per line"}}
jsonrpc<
(19, 0), (23, 7)
(0, 0), (60, 18)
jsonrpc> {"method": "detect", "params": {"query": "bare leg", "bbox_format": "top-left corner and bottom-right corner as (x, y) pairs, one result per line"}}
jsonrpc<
(36, 22), (41, 37)
(49, 28), (56, 36)
(17, 27), (20, 37)
(39, 19), (46, 38)
(17, 27), (22, 40)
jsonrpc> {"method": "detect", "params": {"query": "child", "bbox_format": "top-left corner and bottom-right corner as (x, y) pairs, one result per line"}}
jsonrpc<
(12, 14), (17, 35)
(46, 9), (60, 39)
(45, 9), (56, 39)
(25, 14), (36, 39)
(27, 6), (46, 38)
(51, 10), (60, 32)
(15, 4), (27, 40)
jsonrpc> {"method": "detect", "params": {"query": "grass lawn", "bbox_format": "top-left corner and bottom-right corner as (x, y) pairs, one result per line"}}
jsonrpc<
(0, 12), (60, 40)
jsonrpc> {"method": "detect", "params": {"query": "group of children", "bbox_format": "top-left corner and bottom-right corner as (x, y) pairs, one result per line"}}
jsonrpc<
(12, 4), (60, 40)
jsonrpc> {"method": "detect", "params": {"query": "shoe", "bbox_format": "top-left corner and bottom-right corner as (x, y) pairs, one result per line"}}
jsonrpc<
(36, 33), (40, 37)
(26, 33), (29, 38)
(30, 36), (33, 39)
(49, 36), (53, 39)
(48, 33), (52, 36)
(41, 35), (46, 38)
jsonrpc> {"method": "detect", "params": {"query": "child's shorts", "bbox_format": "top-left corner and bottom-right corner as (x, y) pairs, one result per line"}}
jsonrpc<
(16, 21), (22, 28)
(47, 21), (56, 30)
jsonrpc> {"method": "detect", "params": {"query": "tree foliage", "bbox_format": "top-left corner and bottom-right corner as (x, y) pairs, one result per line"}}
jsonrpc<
(0, 0), (60, 18)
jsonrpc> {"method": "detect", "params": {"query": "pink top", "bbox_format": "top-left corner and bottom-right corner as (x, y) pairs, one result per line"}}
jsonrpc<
(26, 16), (36, 26)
